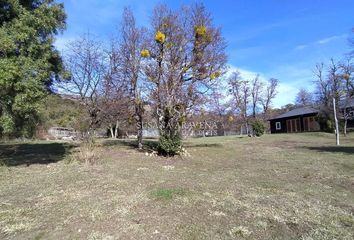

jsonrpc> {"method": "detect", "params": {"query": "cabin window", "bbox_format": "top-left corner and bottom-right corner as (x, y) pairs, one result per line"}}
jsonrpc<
(275, 122), (281, 130)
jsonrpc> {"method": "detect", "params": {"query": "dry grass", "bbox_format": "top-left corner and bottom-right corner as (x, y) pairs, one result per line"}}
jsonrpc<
(0, 133), (353, 239)
(69, 141), (102, 165)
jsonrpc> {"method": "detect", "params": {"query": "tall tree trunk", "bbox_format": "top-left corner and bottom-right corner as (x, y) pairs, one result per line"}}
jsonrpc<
(344, 118), (347, 137)
(137, 113), (143, 149)
(333, 98), (340, 146)
(203, 120), (206, 137)
(114, 120), (119, 138)
(252, 104), (256, 118)
(109, 127), (114, 138)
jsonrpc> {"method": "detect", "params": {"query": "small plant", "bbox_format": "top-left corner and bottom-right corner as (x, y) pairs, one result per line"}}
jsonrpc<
(251, 119), (266, 136)
(229, 226), (252, 238)
(70, 140), (101, 164)
(151, 188), (186, 200)
(0, 159), (8, 169)
(157, 134), (181, 156)
(339, 215), (354, 227)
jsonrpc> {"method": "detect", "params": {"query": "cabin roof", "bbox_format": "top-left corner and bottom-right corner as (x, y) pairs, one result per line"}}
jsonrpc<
(269, 106), (319, 120)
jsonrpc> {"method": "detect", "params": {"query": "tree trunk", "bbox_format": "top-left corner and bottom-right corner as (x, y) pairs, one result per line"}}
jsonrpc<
(137, 133), (143, 149)
(203, 120), (206, 137)
(344, 118), (347, 137)
(333, 98), (340, 146)
(114, 120), (119, 138)
(109, 126), (114, 138)
(244, 114), (249, 136)
(252, 104), (256, 118)
(137, 115), (143, 149)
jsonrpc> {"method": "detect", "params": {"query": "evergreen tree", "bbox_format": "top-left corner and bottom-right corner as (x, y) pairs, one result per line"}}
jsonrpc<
(0, 0), (66, 138)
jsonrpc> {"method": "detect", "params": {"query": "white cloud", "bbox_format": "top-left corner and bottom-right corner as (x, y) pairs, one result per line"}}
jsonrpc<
(275, 82), (299, 107)
(316, 34), (347, 44)
(295, 44), (307, 50)
(294, 33), (347, 51)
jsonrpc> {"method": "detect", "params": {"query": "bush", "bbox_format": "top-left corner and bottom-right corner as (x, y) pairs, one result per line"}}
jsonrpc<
(157, 133), (181, 156)
(251, 119), (266, 137)
(317, 116), (334, 132)
(0, 114), (15, 137)
(69, 140), (101, 164)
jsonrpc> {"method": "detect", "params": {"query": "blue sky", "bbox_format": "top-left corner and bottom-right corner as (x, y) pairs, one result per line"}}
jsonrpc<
(55, 0), (354, 108)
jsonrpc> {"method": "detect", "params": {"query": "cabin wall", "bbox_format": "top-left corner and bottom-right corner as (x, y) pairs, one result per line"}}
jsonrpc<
(270, 118), (287, 133)
(270, 113), (319, 134)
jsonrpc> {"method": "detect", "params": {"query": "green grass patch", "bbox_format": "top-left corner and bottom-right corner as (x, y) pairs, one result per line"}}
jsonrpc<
(150, 188), (187, 200)
(339, 215), (354, 227)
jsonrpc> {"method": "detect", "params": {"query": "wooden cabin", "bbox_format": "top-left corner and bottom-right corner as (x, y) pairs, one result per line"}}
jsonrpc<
(269, 107), (320, 134)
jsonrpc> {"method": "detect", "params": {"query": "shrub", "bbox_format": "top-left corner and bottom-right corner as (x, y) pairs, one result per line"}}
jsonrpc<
(70, 140), (101, 164)
(251, 119), (266, 137)
(317, 116), (334, 132)
(157, 133), (181, 156)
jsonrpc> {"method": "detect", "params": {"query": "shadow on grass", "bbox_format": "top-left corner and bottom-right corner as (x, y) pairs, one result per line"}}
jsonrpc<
(184, 143), (223, 148)
(0, 142), (73, 167)
(102, 139), (159, 151)
(304, 146), (354, 155)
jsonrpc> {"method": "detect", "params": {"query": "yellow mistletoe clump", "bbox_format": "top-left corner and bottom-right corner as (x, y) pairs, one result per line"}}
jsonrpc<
(195, 25), (207, 36)
(140, 49), (150, 58)
(178, 116), (187, 124)
(210, 71), (221, 80)
(166, 42), (173, 49)
(228, 115), (234, 122)
(155, 31), (166, 43)
(343, 73), (350, 80)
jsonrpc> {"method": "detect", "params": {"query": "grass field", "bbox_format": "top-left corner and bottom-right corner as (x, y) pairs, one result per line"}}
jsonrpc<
(0, 133), (354, 239)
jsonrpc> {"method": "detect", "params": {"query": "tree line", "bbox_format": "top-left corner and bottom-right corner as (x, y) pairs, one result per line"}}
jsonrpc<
(295, 54), (353, 136)
(2, 1), (352, 154)
(0, 1), (286, 154)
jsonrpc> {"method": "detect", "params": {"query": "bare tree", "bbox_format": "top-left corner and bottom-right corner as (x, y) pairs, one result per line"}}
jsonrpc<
(97, 39), (132, 139)
(141, 3), (227, 154)
(314, 62), (331, 108)
(314, 59), (350, 136)
(340, 58), (354, 97)
(333, 98), (340, 145)
(207, 86), (228, 118)
(339, 58), (353, 136)
(250, 74), (262, 118)
(62, 34), (107, 136)
(260, 78), (279, 114)
(295, 88), (313, 106)
(328, 59), (343, 104)
(228, 71), (250, 135)
(115, 8), (146, 148)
